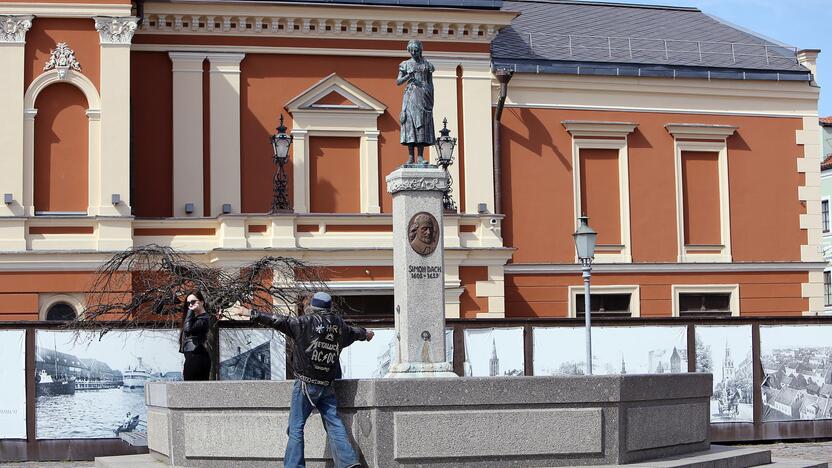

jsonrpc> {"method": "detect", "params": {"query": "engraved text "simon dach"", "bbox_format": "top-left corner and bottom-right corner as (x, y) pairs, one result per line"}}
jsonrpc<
(409, 265), (442, 279)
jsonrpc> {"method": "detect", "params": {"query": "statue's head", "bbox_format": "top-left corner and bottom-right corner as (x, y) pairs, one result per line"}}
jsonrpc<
(407, 40), (423, 58)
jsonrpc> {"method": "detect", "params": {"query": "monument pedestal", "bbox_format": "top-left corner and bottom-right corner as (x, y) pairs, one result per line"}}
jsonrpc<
(384, 166), (456, 378)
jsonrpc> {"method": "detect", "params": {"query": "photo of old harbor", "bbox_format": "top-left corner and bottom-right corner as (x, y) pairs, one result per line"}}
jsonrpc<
(35, 330), (183, 439)
(761, 325), (832, 422)
(532, 326), (688, 376)
(695, 325), (754, 423)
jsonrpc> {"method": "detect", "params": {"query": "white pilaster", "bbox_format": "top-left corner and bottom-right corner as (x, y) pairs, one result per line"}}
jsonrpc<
(460, 60), (494, 214)
(291, 129), (309, 213)
(0, 15), (33, 217)
(431, 59), (461, 212)
(95, 16), (138, 216)
(207, 53), (244, 217)
(362, 130), (381, 213)
(169, 52), (206, 217)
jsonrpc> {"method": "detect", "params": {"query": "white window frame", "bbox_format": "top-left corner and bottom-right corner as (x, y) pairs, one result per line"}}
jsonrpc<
(822, 197), (830, 234)
(671, 284), (739, 317)
(563, 121), (637, 263)
(286, 73), (386, 214)
(38, 293), (85, 320)
(824, 269), (832, 310)
(567, 284), (640, 318)
(666, 124), (737, 263)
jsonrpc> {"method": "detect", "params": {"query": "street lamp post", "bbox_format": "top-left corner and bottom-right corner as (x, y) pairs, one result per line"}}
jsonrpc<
(572, 216), (597, 375)
(270, 114), (293, 213)
(435, 118), (457, 212)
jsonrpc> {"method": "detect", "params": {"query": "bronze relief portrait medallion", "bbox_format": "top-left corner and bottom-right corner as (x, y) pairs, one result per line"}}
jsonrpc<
(407, 212), (440, 256)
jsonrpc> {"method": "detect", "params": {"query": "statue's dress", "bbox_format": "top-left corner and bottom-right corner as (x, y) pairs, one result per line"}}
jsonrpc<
(399, 58), (436, 145)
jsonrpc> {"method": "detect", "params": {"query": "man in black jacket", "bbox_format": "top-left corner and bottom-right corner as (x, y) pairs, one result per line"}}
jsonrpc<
(244, 292), (374, 468)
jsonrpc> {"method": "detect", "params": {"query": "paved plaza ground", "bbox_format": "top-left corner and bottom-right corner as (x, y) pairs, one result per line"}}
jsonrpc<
(1, 441), (831, 467)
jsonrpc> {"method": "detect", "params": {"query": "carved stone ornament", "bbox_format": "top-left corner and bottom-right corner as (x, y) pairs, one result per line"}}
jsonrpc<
(94, 16), (139, 44)
(43, 42), (81, 80)
(408, 211), (440, 256)
(386, 176), (449, 194)
(0, 15), (33, 43)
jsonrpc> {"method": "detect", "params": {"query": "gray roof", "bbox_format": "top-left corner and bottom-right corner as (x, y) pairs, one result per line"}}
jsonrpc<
(492, 0), (811, 81)
(245, 0), (502, 8)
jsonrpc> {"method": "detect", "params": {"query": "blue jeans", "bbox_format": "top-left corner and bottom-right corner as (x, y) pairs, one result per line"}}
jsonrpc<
(284, 380), (360, 468)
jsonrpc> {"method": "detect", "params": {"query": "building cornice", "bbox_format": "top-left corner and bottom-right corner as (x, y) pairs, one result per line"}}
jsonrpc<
(562, 120), (637, 138)
(0, 3), (132, 18)
(505, 262), (827, 274)
(138, 1), (515, 43)
(665, 123), (737, 140)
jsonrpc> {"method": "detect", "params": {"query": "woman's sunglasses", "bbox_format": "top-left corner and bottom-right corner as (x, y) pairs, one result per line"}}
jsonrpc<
(187, 300), (199, 305)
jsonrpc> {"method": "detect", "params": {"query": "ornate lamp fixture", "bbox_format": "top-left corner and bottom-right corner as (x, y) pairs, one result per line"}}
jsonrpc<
(572, 215), (597, 375)
(270, 114), (293, 213)
(435, 118), (457, 212)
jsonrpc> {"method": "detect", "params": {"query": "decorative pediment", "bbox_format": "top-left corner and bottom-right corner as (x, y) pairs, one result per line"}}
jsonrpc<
(286, 74), (386, 115)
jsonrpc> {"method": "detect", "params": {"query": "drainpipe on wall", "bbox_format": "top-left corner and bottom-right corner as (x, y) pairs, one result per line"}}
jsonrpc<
(493, 67), (514, 215)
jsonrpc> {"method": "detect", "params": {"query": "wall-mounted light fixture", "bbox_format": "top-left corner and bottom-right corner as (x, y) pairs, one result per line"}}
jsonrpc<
(111, 193), (121, 205)
(222, 203), (232, 214)
(184, 203), (194, 214)
(4, 194), (13, 205)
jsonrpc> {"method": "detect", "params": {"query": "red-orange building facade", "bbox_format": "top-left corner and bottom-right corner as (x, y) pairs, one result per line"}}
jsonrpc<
(0, 0), (823, 321)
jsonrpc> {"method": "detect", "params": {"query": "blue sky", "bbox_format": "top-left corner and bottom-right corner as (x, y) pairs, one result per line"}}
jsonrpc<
(593, 0), (832, 116)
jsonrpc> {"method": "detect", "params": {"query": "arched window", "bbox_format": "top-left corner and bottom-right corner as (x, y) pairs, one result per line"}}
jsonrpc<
(46, 303), (77, 321)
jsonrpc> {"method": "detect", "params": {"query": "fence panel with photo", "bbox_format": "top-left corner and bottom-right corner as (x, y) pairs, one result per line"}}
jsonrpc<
(0, 329), (26, 439)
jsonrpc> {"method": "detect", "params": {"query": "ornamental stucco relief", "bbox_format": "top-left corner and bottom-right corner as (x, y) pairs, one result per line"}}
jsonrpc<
(0, 15), (33, 43)
(94, 16), (139, 44)
(43, 42), (81, 80)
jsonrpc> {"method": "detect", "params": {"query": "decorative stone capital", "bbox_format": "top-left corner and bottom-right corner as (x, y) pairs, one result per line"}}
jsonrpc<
(386, 166), (449, 194)
(0, 15), (33, 43)
(94, 16), (138, 44)
(43, 42), (81, 80)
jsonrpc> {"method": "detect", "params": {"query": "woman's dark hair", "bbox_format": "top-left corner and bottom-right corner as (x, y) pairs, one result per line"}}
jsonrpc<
(179, 291), (207, 350)
(181, 290), (206, 314)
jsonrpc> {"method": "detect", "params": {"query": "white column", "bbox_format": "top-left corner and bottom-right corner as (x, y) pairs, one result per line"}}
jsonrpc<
(361, 130), (380, 213)
(0, 15), (33, 217)
(291, 129), (309, 213)
(460, 60), (494, 214)
(207, 53), (244, 217)
(169, 52), (205, 217)
(430, 59), (461, 212)
(95, 16), (138, 216)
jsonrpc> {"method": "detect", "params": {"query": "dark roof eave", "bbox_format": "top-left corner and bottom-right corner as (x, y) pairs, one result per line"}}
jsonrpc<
(491, 59), (813, 82)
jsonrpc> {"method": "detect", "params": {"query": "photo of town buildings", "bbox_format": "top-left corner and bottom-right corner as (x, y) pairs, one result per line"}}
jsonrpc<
(463, 328), (524, 377)
(695, 326), (753, 423)
(0, 330), (26, 439)
(339, 328), (453, 378)
(219, 328), (286, 381)
(761, 325), (832, 422)
(533, 326), (687, 376)
(35, 330), (183, 439)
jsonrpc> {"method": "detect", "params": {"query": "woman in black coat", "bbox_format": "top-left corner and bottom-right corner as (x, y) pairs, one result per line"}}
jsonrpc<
(179, 291), (213, 381)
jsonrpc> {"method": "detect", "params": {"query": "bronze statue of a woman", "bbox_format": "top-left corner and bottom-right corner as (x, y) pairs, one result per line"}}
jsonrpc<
(397, 40), (436, 165)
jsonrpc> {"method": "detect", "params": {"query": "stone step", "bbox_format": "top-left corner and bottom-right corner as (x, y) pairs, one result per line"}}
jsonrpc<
(573, 445), (772, 468)
(759, 458), (829, 468)
(95, 454), (173, 468)
(632, 445), (772, 468)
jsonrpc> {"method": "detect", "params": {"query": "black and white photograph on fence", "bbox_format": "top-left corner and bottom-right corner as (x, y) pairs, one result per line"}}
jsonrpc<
(695, 325), (753, 423)
(532, 326), (687, 375)
(219, 328), (286, 380)
(35, 330), (183, 439)
(339, 328), (454, 378)
(463, 327), (524, 377)
(0, 329), (26, 438)
(761, 325), (832, 422)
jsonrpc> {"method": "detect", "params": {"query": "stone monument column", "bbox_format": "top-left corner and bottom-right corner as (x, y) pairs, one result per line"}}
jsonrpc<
(385, 166), (456, 378)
